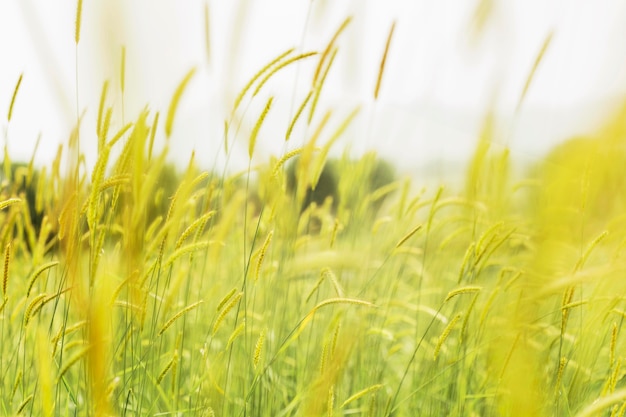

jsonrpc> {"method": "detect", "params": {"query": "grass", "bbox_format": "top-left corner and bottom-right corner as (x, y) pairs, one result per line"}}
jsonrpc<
(2, 5), (626, 417)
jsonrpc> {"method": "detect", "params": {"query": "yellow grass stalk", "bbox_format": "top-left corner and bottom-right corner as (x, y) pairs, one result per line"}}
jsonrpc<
(255, 231), (273, 282)
(204, 3), (211, 65)
(610, 359), (622, 394)
(24, 293), (47, 327)
(313, 17), (352, 86)
(232, 48), (294, 113)
(516, 31), (553, 112)
(87, 147), (113, 231)
(320, 342), (329, 374)
(574, 230), (608, 272)
(100, 108), (113, 144)
(374, 21), (396, 100)
(285, 91), (313, 141)
(323, 106), (360, 149)
(309, 48), (337, 124)
(611, 322), (618, 367)
(330, 218), (339, 248)
(57, 346), (91, 383)
(444, 286), (482, 303)
(249, 96), (274, 159)
(34, 290), (68, 320)
(163, 241), (215, 268)
(98, 174), (130, 192)
(323, 268), (344, 297)
(341, 384), (384, 408)
(108, 123), (133, 147)
(306, 273), (326, 303)
(16, 393), (34, 415)
(479, 286), (500, 328)
(327, 385), (335, 417)
(52, 320), (87, 355)
(252, 52), (318, 97)
(36, 329), (54, 417)
(74, 0), (83, 44)
(26, 261), (59, 297)
(217, 287), (238, 312)
(158, 300), (204, 336)
(309, 298), (375, 316)
(0, 198), (22, 211)
(253, 328), (266, 369)
(7, 73), (23, 122)
(433, 314), (461, 360)
(165, 68), (197, 137)
(175, 211), (216, 249)
(330, 323), (340, 356)
(458, 242), (476, 283)
(271, 147), (307, 178)
(3, 146), (11, 180)
(11, 370), (22, 402)
(395, 224), (423, 249)
(3, 242), (10, 297)
(148, 112), (160, 161)
(561, 286), (576, 332)
(157, 350), (178, 384)
(96, 81), (109, 145)
(227, 319), (246, 348)
(120, 46), (126, 95)
(213, 292), (243, 334)
(555, 356), (567, 393)
(575, 388), (626, 417)
(35, 166), (47, 213)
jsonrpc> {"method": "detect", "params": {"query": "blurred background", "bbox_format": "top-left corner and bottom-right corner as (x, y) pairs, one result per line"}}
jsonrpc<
(1, 0), (626, 179)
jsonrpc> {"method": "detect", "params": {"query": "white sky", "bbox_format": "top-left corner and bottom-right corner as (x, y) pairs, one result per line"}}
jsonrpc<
(1, 0), (626, 176)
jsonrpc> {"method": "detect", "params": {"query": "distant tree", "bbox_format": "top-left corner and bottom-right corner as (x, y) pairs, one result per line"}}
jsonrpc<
(284, 153), (397, 232)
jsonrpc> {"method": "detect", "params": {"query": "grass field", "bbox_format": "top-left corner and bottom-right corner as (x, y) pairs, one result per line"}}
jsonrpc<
(2, 4), (626, 417)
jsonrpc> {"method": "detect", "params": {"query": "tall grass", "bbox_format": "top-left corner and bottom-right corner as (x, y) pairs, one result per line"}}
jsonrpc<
(2, 7), (626, 417)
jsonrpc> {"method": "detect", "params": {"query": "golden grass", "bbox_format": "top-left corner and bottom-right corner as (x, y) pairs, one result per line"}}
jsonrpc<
(248, 96), (274, 159)
(165, 68), (197, 138)
(23, 293), (48, 327)
(395, 224), (422, 248)
(433, 313), (461, 360)
(254, 230), (273, 282)
(253, 328), (266, 369)
(374, 21), (396, 100)
(0, 197), (22, 211)
(285, 91), (313, 141)
(2, 242), (10, 297)
(213, 291), (243, 334)
(4, 12), (626, 416)
(158, 300), (204, 336)
(341, 384), (384, 408)
(232, 48), (294, 114)
(313, 17), (352, 86)
(516, 31), (553, 112)
(444, 285), (482, 302)
(74, 0), (83, 45)
(7, 73), (23, 122)
(157, 350), (178, 384)
(252, 52), (318, 97)
(309, 48), (337, 124)
(26, 261), (59, 297)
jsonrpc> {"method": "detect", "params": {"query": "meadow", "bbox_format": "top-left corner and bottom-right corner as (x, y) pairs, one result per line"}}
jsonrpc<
(2, 4), (626, 417)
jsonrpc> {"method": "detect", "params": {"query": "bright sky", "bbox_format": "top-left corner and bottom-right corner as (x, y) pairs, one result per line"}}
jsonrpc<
(1, 0), (625, 176)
